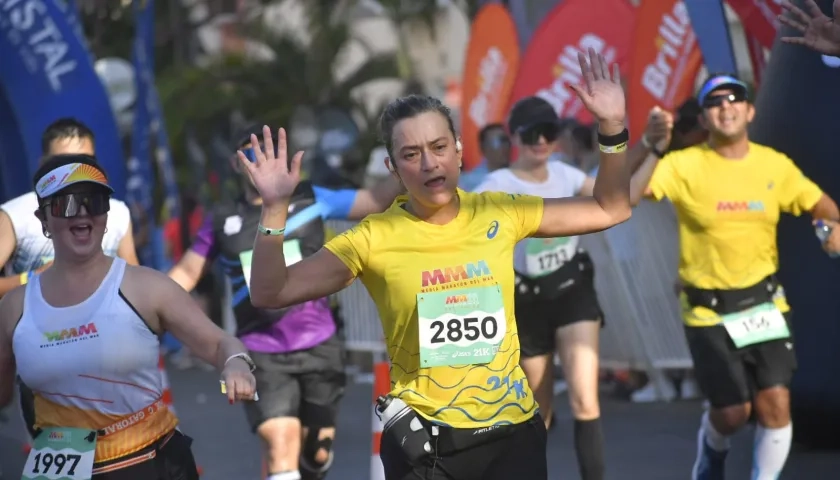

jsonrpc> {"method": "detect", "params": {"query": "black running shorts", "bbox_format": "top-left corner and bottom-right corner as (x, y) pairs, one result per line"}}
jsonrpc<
(514, 270), (604, 358)
(684, 312), (796, 409)
(244, 335), (347, 432)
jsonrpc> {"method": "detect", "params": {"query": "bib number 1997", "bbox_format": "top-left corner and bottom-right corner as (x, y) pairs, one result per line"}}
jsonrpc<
(417, 285), (506, 367)
(23, 427), (96, 480)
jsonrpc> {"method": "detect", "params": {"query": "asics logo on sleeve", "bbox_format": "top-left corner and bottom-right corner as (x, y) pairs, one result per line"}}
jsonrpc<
(487, 221), (499, 239)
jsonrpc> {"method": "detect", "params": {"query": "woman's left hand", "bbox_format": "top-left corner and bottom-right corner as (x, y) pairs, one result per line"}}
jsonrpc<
(220, 359), (257, 403)
(568, 47), (626, 131)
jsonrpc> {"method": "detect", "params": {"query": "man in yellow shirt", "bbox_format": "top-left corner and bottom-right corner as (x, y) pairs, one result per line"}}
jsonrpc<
(633, 73), (840, 480)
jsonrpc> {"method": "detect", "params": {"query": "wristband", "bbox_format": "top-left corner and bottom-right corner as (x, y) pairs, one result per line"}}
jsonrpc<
(19, 272), (28, 285)
(597, 128), (629, 147)
(224, 352), (256, 372)
(257, 223), (285, 236)
(599, 143), (628, 154)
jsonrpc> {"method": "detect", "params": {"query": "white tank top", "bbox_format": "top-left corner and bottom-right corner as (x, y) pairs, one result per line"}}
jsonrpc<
(474, 161), (589, 277)
(12, 259), (178, 462)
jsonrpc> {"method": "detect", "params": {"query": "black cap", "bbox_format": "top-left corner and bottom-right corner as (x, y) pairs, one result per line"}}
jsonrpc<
(507, 96), (560, 134)
(233, 123), (264, 150)
(33, 154), (112, 200)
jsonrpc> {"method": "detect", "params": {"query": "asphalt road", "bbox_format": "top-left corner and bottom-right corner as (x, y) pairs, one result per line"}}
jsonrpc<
(3, 362), (839, 479)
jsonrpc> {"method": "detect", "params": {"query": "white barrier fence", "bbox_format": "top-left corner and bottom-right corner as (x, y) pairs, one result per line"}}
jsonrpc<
(223, 208), (694, 372)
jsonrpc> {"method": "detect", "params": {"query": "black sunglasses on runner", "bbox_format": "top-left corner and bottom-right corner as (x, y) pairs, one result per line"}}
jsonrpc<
(517, 122), (561, 145)
(702, 90), (748, 109)
(44, 192), (111, 218)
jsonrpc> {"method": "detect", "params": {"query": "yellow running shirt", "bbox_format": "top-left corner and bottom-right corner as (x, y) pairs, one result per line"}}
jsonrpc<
(647, 143), (823, 325)
(325, 189), (543, 428)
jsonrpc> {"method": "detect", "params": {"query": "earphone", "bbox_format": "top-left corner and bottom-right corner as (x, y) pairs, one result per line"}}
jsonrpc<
(456, 140), (462, 152)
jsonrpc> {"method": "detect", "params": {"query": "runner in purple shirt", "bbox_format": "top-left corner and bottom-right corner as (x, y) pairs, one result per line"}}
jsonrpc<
(168, 124), (401, 480)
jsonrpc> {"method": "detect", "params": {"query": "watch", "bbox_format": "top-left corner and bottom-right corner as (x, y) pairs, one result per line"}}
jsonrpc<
(224, 353), (256, 372)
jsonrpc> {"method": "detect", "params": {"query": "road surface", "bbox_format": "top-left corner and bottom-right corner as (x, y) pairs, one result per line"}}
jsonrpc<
(2, 362), (838, 479)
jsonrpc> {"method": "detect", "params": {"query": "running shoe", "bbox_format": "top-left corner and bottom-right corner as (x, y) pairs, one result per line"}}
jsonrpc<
(691, 438), (727, 480)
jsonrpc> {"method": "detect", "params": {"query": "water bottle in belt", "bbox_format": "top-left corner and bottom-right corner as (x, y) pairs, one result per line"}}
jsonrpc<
(814, 220), (838, 258)
(376, 395), (434, 463)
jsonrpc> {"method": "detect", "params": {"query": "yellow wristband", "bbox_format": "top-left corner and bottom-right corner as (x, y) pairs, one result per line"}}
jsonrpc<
(19, 272), (28, 285)
(599, 142), (628, 154)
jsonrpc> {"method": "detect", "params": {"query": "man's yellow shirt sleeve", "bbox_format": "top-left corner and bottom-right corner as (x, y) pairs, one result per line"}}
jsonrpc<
(776, 153), (824, 216)
(647, 151), (684, 203)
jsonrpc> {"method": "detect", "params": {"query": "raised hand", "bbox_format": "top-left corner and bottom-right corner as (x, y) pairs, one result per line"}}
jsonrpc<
(644, 106), (674, 149)
(237, 126), (304, 207)
(568, 47), (626, 134)
(780, 0), (840, 56)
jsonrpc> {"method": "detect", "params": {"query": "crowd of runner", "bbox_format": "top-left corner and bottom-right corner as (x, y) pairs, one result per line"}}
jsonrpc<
(2, 2), (840, 480)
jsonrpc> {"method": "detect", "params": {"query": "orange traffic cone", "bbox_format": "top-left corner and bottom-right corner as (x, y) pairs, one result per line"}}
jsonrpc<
(370, 362), (390, 480)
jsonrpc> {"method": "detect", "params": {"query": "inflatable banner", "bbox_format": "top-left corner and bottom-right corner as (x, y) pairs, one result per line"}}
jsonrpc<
(727, 0), (781, 49)
(507, 0), (636, 124)
(683, 0), (738, 74)
(627, 0), (703, 143)
(460, 3), (520, 171)
(0, 0), (126, 199)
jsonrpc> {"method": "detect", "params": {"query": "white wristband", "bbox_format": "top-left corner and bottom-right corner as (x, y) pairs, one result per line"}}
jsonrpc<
(224, 353), (256, 372)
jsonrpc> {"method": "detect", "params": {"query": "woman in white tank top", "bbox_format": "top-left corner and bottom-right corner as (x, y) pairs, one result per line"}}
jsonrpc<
(473, 96), (672, 480)
(0, 154), (258, 480)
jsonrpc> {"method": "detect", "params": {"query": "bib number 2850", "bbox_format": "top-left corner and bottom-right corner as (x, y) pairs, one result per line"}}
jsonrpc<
(417, 285), (507, 368)
(429, 316), (498, 344)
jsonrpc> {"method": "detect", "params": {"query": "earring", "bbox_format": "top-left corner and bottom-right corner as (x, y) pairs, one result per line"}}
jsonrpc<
(43, 230), (51, 239)
(104, 227), (108, 234)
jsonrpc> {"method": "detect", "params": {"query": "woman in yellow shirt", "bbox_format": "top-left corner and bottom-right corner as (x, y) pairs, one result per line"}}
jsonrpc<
(241, 50), (631, 480)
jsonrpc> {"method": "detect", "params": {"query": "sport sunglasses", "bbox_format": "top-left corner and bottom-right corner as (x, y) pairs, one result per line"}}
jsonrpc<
(702, 91), (748, 109)
(44, 192), (110, 218)
(517, 122), (561, 145)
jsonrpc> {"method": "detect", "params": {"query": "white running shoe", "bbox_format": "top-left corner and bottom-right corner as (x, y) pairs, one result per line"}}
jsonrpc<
(631, 378), (677, 403)
(681, 377), (701, 400)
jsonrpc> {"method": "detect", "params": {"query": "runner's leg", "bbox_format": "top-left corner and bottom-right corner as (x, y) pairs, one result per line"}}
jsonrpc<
(557, 319), (603, 480)
(748, 314), (796, 480)
(685, 325), (752, 480)
(297, 336), (346, 480)
(513, 298), (555, 430)
(245, 352), (304, 479)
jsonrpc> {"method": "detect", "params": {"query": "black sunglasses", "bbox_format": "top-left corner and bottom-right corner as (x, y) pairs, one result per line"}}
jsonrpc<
(702, 91), (748, 109)
(517, 122), (561, 145)
(44, 192), (110, 218)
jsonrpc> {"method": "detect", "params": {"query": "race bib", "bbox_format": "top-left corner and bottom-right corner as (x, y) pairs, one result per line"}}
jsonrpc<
(721, 303), (790, 348)
(239, 240), (303, 290)
(22, 427), (96, 480)
(416, 285), (506, 368)
(524, 237), (578, 277)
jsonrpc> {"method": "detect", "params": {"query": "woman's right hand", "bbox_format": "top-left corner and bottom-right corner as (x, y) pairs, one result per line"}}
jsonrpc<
(237, 126), (304, 208)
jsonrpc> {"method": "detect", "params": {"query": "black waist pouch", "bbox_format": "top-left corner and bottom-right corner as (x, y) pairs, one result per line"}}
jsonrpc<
(683, 275), (778, 315)
(515, 251), (593, 303)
